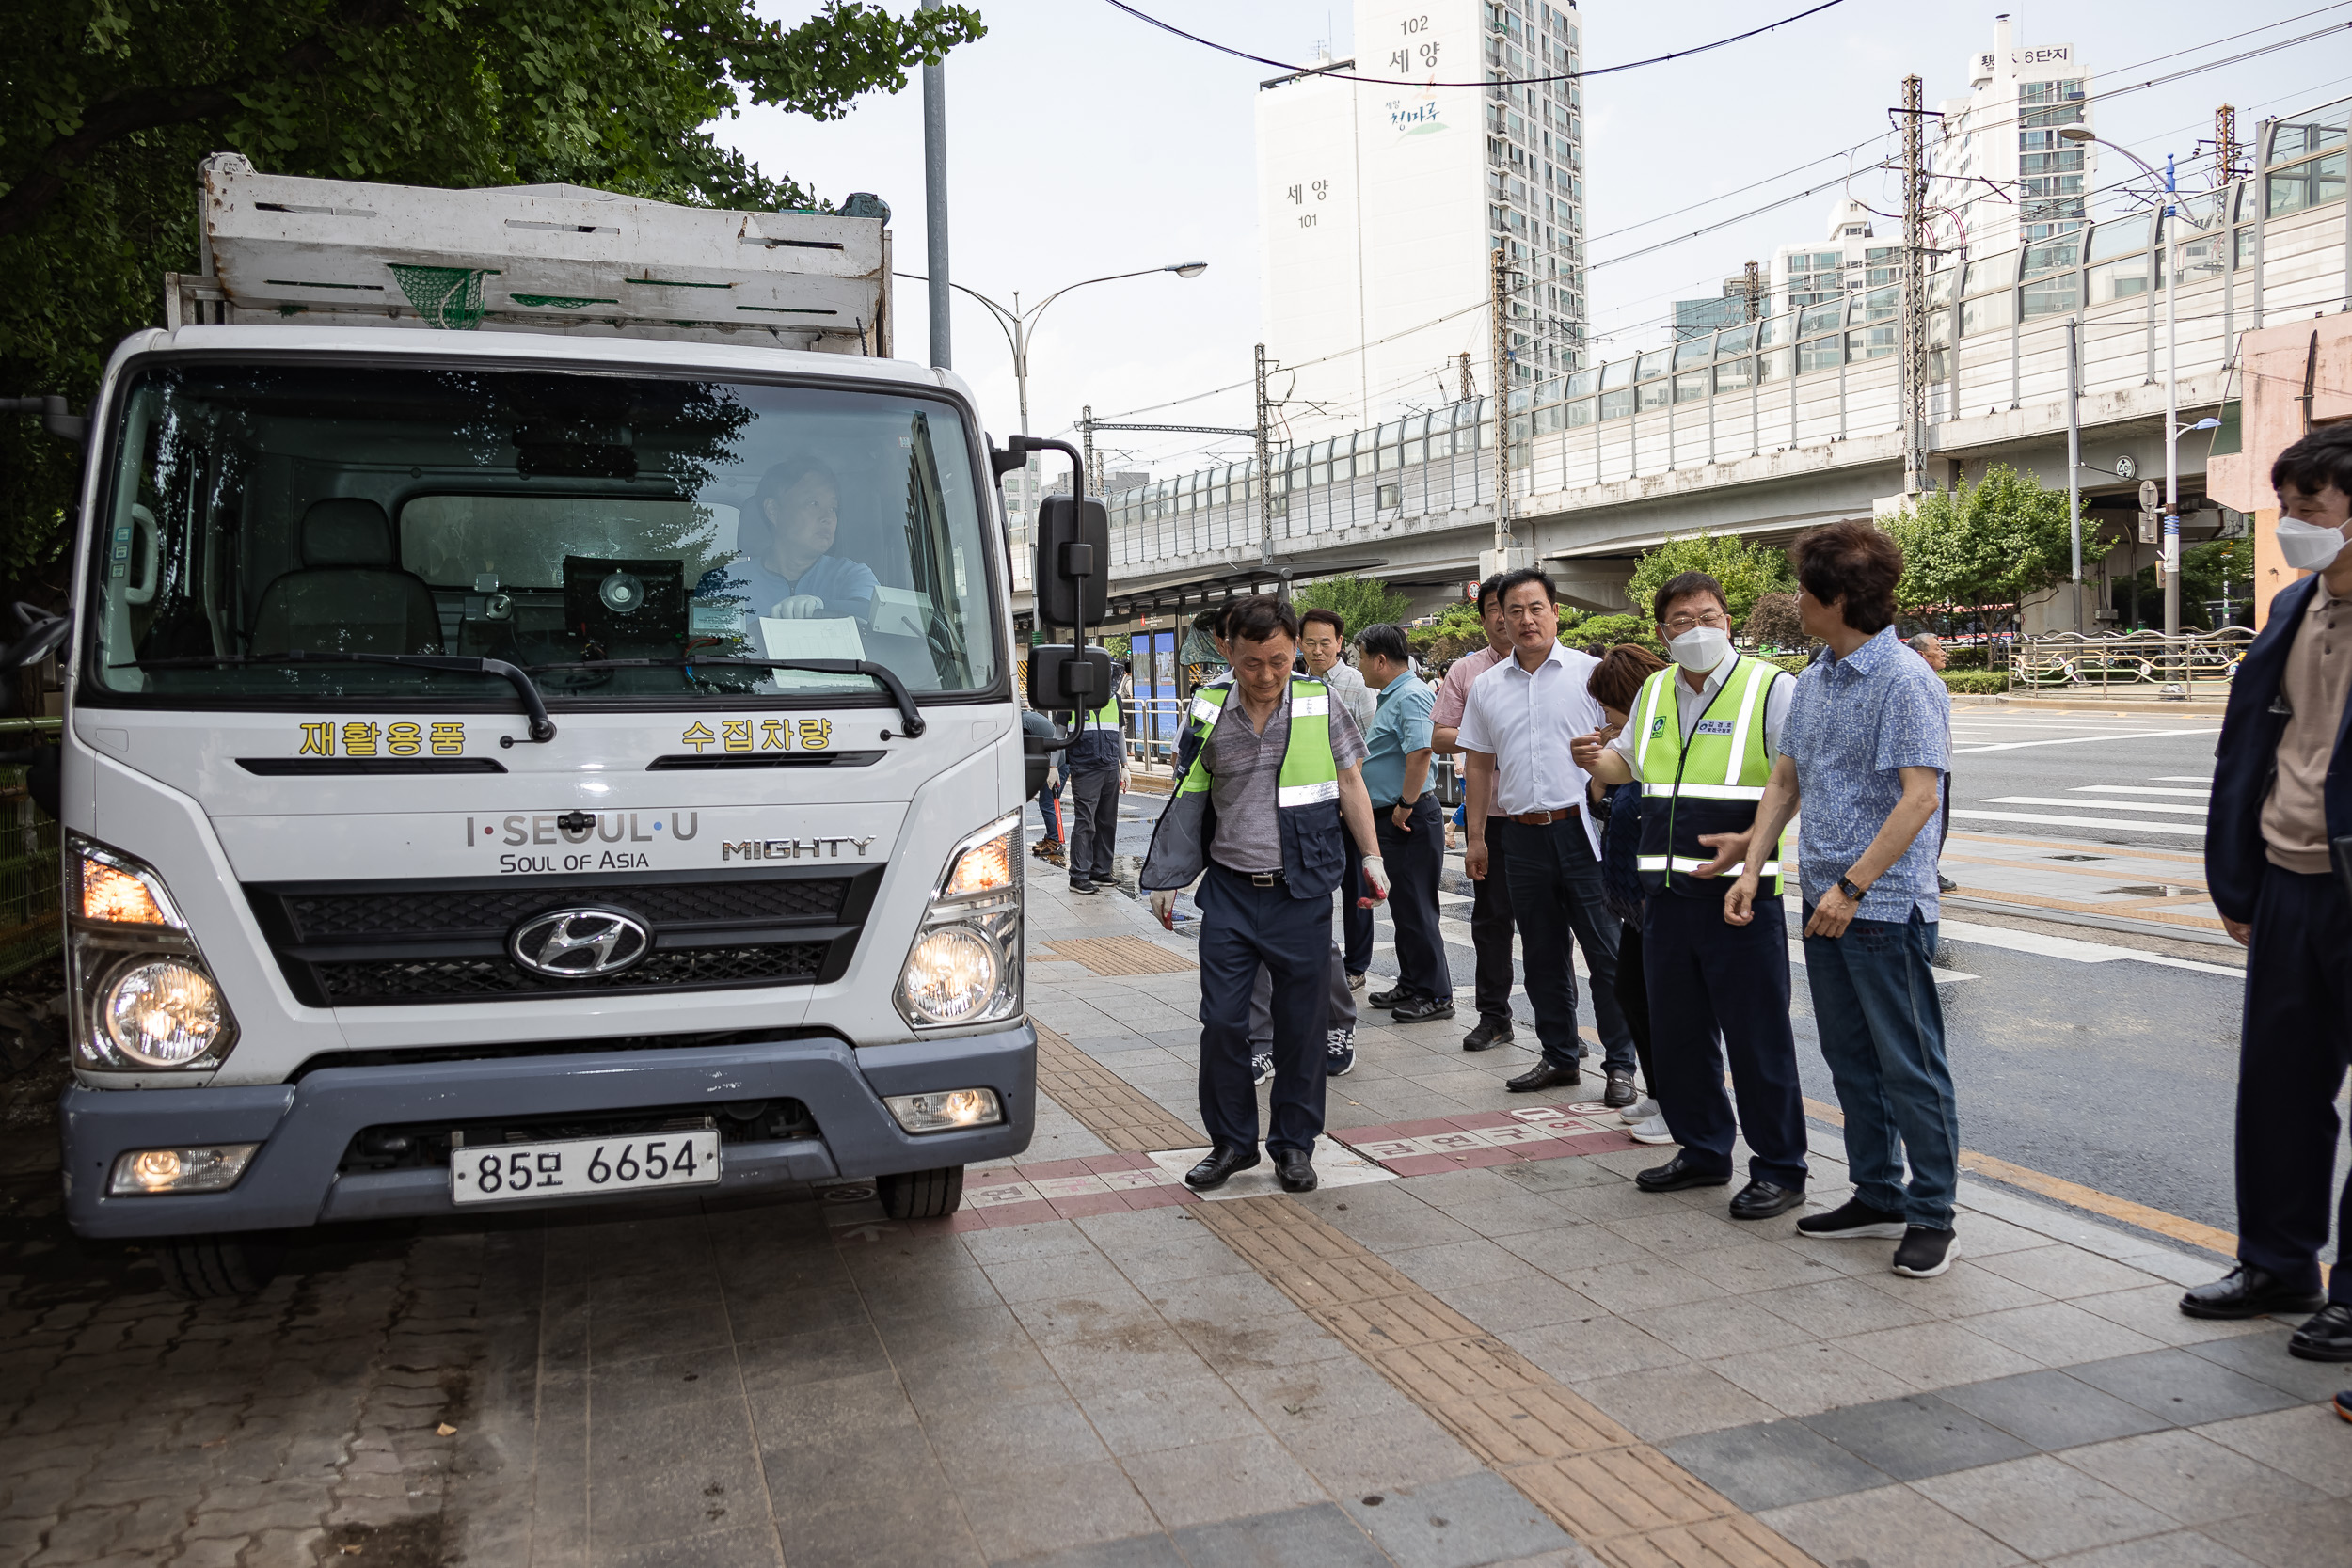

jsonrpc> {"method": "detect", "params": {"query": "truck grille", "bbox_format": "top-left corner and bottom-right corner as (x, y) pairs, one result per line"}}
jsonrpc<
(245, 866), (880, 1007)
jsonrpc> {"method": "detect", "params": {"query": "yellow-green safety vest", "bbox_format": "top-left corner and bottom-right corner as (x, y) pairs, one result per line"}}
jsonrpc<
(1629, 655), (1787, 897)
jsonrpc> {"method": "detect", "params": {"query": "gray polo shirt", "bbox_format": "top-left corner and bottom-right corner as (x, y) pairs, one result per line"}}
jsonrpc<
(1204, 687), (1366, 875)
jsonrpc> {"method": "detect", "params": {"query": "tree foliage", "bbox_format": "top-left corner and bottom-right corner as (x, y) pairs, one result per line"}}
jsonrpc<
(0, 0), (984, 583)
(1624, 531), (1792, 626)
(1292, 575), (1414, 641)
(1406, 599), (1486, 663)
(1879, 465), (2109, 620)
(1743, 591), (1804, 650)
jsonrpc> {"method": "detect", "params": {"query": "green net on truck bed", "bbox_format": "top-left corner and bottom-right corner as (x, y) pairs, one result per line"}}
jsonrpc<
(387, 264), (491, 330)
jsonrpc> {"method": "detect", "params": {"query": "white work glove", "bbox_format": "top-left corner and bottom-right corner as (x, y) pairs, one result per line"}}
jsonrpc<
(1359, 855), (1391, 903)
(771, 594), (825, 620)
(1150, 888), (1178, 927)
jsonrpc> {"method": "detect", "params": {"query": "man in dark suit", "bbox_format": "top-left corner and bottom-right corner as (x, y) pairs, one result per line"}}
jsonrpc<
(2181, 423), (2352, 1363)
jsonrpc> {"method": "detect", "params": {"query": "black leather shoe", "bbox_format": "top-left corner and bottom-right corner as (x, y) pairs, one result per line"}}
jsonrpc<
(1184, 1143), (1260, 1190)
(2180, 1265), (2327, 1321)
(2290, 1302), (2352, 1362)
(1368, 985), (1411, 1008)
(1635, 1152), (1732, 1194)
(1728, 1179), (1806, 1220)
(1275, 1149), (1317, 1193)
(1505, 1061), (1579, 1094)
(1392, 998), (1456, 1024)
(1462, 1017), (1515, 1052)
(1602, 1067), (1638, 1109)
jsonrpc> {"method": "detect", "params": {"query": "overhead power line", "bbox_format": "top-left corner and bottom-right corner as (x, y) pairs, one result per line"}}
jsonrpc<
(1096, 0), (1846, 88)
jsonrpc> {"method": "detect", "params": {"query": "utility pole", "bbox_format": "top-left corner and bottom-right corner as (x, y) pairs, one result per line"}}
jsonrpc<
(1741, 259), (1763, 322)
(1490, 246), (1514, 568)
(1081, 404), (1100, 499)
(1254, 343), (1276, 566)
(2067, 315), (2085, 633)
(2163, 152), (2182, 641)
(1898, 74), (1929, 498)
(1457, 352), (1473, 402)
(2215, 104), (2241, 184)
(920, 0), (950, 370)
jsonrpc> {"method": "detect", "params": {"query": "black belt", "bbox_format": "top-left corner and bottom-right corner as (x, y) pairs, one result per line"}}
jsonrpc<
(1225, 867), (1286, 886)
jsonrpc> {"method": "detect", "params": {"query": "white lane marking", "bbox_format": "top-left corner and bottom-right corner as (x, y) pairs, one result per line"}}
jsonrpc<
(1787, 938), (1975, 984)
(2071, 785), (2211, 798)
(1949, 808), (2207, 837)
(1983, 795), (2209, 816)
(2153, 775), (2216, 783)
(1953, 729), (2219, 754)
(1938, 918), (2243, 977)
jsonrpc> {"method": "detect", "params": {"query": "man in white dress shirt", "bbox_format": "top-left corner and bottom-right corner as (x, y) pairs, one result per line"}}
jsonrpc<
(1456, 569), (1637, 1095)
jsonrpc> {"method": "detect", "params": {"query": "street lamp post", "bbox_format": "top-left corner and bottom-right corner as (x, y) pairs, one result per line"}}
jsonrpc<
(898, 263), (1208, 436)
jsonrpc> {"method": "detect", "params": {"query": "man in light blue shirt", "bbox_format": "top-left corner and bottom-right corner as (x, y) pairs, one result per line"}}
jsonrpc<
(1725, 520), (1957, 1281)
(1358, 624), (1451, 1022)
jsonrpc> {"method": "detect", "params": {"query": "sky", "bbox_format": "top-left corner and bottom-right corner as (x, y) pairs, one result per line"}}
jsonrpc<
(723, 1), (2352, 479)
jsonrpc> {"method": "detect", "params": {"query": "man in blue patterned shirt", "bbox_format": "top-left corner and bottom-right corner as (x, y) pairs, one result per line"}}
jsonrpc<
(1723, 520), (1956, 1279)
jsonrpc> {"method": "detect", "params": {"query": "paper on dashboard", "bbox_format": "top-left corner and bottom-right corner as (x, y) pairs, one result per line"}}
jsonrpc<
(757, 615), (867, 688)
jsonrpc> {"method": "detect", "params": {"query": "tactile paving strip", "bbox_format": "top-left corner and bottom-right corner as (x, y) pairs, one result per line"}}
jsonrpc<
(1331, 1102), (1641, 1174)
(1031, 1021), (1207, 1152)
(1038, 936), (1200, 975)
(1189, 1196), (1820, 1568)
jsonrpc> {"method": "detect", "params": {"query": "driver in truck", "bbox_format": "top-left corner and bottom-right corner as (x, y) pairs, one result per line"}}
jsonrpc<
(699, 455), (880, 620)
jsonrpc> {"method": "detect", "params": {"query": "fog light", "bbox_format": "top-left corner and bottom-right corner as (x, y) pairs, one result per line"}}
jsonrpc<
(898, 927), (1000, 1024)
(108, 1144), (259, 1195)
(102, 960), (227, 1067)
(884, 1087), (1004, 1133)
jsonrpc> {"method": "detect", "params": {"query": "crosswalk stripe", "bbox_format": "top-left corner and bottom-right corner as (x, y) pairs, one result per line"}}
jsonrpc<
(2070, 785), (2210, 799)
(2153, 775), (2216, 784)
(1950, 808), (2206, 837)
(1982, 795), (2208, 816)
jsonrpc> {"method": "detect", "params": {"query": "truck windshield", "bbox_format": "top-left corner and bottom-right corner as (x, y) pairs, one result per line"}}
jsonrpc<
(87, 362), (1000, 705)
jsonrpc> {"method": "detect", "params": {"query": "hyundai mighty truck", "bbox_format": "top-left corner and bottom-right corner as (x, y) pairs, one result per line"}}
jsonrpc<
(15, 156), (1057, 1295)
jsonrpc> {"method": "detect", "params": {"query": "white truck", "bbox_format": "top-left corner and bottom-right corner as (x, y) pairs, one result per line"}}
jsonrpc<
(8, 155), (1108, 1295)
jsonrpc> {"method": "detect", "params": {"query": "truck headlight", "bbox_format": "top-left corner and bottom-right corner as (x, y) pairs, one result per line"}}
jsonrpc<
(896, 812), (1023, 1031)
(884, 1087), (1004, 1133)
(68, 836), (239, 1072)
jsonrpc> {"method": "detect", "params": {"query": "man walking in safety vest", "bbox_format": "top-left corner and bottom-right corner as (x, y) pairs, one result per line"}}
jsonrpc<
(1064, 660), (1132, 895)
(1576, 571), (1808, 1221)
(1142, 595), (1390, 1194)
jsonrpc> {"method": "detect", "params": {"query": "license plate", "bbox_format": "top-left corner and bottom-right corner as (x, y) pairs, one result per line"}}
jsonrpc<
(449, 1125), (721, 1205)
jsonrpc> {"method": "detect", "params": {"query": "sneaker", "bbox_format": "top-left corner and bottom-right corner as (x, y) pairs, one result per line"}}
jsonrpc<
(1628, 1113), (1675, 1145)
(1068, 879), (1099, 895)
(1937, 872), (1959, 894)
(1327, 1028), (1357, 1078)
(1617, 1097), (1659, 1125)
(1251, 1051), (1274, 1086)
(1461, 1016), (1515, 1053)
(1796, 1198), (1910, 1241)
(1891, 1226), (1957, 1278)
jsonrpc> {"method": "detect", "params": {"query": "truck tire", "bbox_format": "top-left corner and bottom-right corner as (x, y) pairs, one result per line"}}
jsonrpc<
(877, 1165), (964, 1220)
(152, 1234), (285, 1299)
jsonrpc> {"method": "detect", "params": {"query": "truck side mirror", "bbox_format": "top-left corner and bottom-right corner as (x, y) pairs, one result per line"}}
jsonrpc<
(2, 606), (71, 671)
(1032, 494), (1107, 629)
(1027, 643), (1113, 714)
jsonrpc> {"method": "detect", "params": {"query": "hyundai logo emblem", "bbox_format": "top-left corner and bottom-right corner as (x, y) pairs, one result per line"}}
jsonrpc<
(510, 907), (653, 978)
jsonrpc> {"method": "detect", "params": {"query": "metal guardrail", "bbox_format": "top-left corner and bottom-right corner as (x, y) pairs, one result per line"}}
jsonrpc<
(2015, 628), (2254, 691)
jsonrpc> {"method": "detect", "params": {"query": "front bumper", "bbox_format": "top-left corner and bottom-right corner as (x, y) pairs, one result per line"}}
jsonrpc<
(58, 1022), (1036, 1238)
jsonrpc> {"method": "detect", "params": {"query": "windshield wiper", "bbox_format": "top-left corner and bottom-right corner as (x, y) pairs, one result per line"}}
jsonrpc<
(527, 657), (928, 738)
(118, 653), (557, 744)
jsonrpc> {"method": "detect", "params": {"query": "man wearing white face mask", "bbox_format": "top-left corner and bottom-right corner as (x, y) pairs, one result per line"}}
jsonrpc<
(2183, 423), (2352, 1361)
(1575, 571), (1805, 1221)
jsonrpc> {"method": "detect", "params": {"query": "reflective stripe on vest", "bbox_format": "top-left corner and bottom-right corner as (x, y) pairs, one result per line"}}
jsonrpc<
(1636, 854), (1786, 876)
(1630, 656), (1785, 896)
(1086, 696), (1121, 732)
(1175, 680), (1338, 800)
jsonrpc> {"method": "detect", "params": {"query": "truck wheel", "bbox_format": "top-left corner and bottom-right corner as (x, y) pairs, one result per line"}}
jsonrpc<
(877, 1165), (964, 1220)
(152, 1234), (286, 1299)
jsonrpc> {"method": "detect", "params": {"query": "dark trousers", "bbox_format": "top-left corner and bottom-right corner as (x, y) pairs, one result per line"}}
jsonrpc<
(1248, 941), (1356, 1051)
(2235, 863), (2352, 1304)
(1197, 864), (1331, 1155)
(1065, 768), (1120, 884)
(1644, 892), (1808, 1189)
(1343, 836), (1375, 975)
(1470, 814), (1518, 1022)
(1614, 919), (1654, 1093)
(1035, 776), (1062, 843)
(1502, 816), (1634, 1073)
(1804, 906), (1958, 1228)
(1376, 795), (1450, 1003)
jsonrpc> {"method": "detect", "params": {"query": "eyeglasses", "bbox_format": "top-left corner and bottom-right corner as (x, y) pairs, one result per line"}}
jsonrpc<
(1660, 609), (1726, 635)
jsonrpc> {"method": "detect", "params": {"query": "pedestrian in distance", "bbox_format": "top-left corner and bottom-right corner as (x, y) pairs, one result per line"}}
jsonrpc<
(1303, 609), (1378, 990)
(1356, 622), (1454, 1023)
(1459, 568), (1638, 1100)
(2182, 422), (2352, 1360)
(1063, 659), (1133, 895)
(1577, 572), (1807, 1217)
(1724, 525), (1957, 1274)
(1433, 574), (1522, 1053)
(1176, 604), (1361, 1085)
(1910, 632), (1958, 894)
(1582, 642), (1673, 1143)
(1142, 595), (1390, 1194)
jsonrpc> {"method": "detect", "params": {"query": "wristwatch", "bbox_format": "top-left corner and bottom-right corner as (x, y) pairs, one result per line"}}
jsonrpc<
(1836, 875), (1866, 902)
